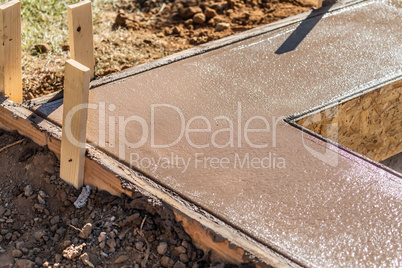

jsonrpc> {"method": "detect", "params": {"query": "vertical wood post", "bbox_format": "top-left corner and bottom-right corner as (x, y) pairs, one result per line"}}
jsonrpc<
(0, 0), (22, 103)
(60, 59), (91, 188)
(68, 1), (95, 79)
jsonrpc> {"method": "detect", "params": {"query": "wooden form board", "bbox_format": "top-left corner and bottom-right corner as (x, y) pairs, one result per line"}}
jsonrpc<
(297, 78), (402, 163)
(68, 1), (95, 79)
(0, 0), (22, 103)
(60, 59), (91, 188)
(0, 99), (291, 267)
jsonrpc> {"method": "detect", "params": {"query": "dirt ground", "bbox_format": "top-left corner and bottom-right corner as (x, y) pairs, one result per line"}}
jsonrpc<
(0, 129), (236, 268)
(1, 1), (316, 267)
(23, 0), (314, 100)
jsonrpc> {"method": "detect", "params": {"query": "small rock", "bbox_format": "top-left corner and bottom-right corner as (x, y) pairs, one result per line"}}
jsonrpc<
(15, 259), (34, 268)
(50, 216), (60, 225)
(193, 13), (206, 24)
(44, 165), (55, 174)
(34, 43), (52, 54)
(180, 253), (189, 263)
(38, 195), (46, 205)
(107, 239), (116, 249)
(175, 246), (187, 254)
(204, 7), (217, 19)
(33, 203), (45, 211)
(114, 255), (129, 264)
(34, 257), (42, 266)
(215, 22), (230, 31)
(16, 241), (24, 250)
(98, 232), (107, 243)
(12, 249), (23, 258)
(135, 241), (144, 251)
(63, 240), (72, 248)
(161, 256), (175, 268)
(179, 6), (202, 19)
(55, 254), (62, 263)
(79, 223), (93, 239)
(24, 185), (33, 197)
(173, 261), (186, 268)
(71, 218), (79, 226)
(157, 242), (168, 255)
(0, 206), (4, 216)
(62, 243), (86, 260)
(33, 231), (44, 241)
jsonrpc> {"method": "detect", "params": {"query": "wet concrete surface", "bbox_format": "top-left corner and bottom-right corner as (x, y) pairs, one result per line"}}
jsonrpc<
(37, 0), (402, 266)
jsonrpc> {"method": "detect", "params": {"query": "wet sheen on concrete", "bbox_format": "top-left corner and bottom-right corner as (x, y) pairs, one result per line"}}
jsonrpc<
(39, 0), (402, 266)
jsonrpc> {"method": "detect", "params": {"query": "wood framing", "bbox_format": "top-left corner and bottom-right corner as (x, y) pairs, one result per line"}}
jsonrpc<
(0, 0), (22, 103)
(0, 98), (294, 267)
(60, 59), (91, 188)
(68, 1), (95, 79)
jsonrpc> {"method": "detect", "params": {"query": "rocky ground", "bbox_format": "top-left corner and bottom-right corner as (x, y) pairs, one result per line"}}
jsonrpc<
(0, 129), (239, 268)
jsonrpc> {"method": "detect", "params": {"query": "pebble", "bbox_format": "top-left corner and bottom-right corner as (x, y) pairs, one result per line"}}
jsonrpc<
(44, 165), (55, 174)
(98, 232), (107, 242)
(63, 240), (72, 248)
(12, 249), (23, 258)
(175, 246), (187, 254)
(193, 13), (206, 24)
(34, 230), (44, 240)
(50, 215), (60, 225)
(160, 256), (175, 268)
(180, 253), (189, 263)
(215, 22), (230, 31)
(107, 238), (116, 249)
(38, 195), (46, 204)
(173, 261), (187, 268)
(15, 259), (34, 268)
(71, 218), (78, 226)
(135, 241), (144, 251)
(33, 203), (45, 211)
(204, 7), (217, 19)
(157, 242), (168, 255)
(79, 223), (93, 239)
(35, 257), (42, 266)
(114, 255), (129, 264)
(24, 185), (33, 197)
(55, 254), (62, 263)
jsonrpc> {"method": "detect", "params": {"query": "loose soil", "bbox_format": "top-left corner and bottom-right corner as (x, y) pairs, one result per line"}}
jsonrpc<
(0, 129), (237, 268)
(1, 1), (315, 267)
(22, 0), (314, 100)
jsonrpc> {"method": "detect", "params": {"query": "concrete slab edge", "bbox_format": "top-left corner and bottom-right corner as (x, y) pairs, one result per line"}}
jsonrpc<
(26, 0), (364, 108)
(0, 97), (302, 267)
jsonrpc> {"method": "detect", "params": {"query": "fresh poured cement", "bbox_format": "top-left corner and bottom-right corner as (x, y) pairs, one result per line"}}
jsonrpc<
(37, 0), (402, 266)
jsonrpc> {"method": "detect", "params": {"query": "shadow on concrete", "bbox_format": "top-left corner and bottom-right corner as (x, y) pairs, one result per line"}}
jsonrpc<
(275, 4), (333, 54)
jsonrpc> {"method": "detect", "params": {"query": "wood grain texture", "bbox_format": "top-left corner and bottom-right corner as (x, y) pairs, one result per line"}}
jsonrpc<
(68, 1), (94, 79)
(298, 79), (402, 162)
(0, 0), (22, 103)
(60, 59), (91, 188)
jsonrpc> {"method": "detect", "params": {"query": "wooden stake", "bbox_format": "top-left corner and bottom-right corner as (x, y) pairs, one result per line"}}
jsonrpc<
(68, 1), (95, 79)
(0, 0), (22, 103)
(60, 59), (91, 188)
